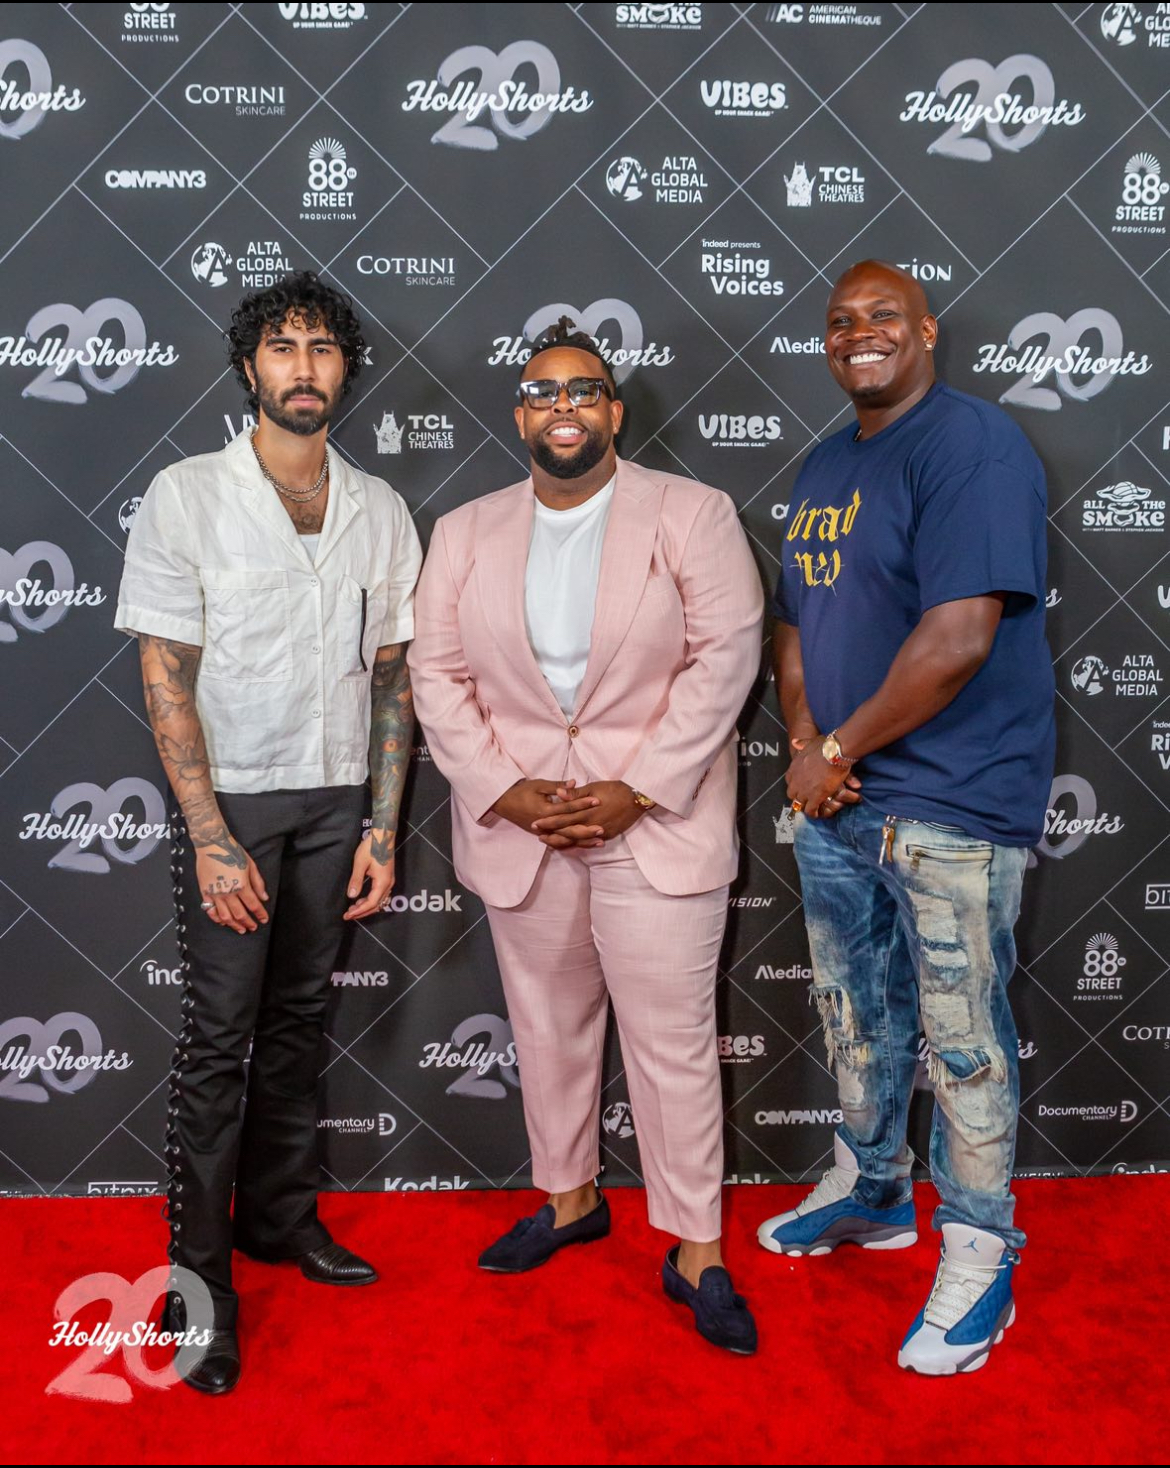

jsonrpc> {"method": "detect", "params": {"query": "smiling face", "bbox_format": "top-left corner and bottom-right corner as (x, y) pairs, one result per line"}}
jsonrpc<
(514, 345), (623, 481)
(245, 311), (347, 436)
(824, 261), (937, 412)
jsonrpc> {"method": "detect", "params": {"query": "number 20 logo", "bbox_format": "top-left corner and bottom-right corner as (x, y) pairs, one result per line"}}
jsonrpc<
(431, 41), (561, 150)
(929, 55), (1057, 162)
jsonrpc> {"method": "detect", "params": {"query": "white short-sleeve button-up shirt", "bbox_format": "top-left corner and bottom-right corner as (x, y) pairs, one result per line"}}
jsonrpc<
(115, 431), (422, 794)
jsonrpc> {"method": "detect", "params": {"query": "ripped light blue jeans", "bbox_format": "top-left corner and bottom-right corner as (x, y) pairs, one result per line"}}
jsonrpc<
(794, 803), (1028, 1250)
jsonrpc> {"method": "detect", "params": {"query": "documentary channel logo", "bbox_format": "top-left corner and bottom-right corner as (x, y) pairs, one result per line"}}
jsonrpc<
(0, 39), (85, 140)
(489, 300), (674, 384)
(900, 55), (1085, 161)
(0, 300), (178, 403)
(0, 541), (107, 642)
(0, 1013), (132, 1102)
(972, 308), (1151, 411)
(605, 155), (709, 205)
(318, 1113), (396, 1136)
(19, 778), (169, 873)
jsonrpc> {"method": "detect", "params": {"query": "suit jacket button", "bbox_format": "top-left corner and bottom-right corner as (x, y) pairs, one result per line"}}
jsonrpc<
(568, 724), (579, 738)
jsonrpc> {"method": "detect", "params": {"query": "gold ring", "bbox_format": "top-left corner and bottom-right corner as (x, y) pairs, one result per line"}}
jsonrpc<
(791, 801), (804, 813)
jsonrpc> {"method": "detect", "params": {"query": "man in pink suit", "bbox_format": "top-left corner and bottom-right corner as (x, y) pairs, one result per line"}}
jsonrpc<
(407, 317), (764, 1353)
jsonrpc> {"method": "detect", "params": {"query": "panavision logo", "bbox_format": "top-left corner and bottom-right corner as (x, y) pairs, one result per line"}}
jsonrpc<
(616, 4), (703, 29)
(1069, 652), (1163, 699)
(900, 55), (1085, 162)
(1114, 153), (1167, 237)
(1077, 932), (1126, 1002)
(279, 2), (367, 28)
(0, 39), (85, 139)
(605, 155), (708, 205)
(1081, 480), (1165, 532)
(0, 541), (107, 643)
(972, 308), (1150, 412)
(1100, 3), (1170, 48)
(784, 163), (865, 206)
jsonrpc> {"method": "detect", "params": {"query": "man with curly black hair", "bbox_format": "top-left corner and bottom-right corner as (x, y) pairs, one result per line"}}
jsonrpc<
(115, 271), (421, 1394)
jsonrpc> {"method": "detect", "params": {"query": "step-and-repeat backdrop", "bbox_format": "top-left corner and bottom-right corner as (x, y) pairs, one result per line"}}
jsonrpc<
(2, 2), (1168, 1201)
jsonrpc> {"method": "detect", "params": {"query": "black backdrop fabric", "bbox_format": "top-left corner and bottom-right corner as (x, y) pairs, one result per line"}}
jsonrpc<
(2, 2), (1169, 1201)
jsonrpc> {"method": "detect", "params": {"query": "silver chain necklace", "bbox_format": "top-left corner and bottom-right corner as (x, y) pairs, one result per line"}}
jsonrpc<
(250, 431), (328, 503)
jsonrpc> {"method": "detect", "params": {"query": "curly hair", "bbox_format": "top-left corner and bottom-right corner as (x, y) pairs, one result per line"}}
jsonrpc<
(524, 314), (616, 393)
(226, 270), (367, 413)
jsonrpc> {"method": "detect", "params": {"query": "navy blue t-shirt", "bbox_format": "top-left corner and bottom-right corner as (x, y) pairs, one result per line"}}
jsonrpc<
(773, 381), (1055, 846)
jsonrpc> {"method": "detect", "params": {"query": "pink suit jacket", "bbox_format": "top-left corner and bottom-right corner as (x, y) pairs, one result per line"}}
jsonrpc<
(406, 457), (765, 909)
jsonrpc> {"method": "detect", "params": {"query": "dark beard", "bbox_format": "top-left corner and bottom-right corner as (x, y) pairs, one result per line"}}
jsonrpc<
(257, 379), (337, 436)
(529, 427), (608, 480)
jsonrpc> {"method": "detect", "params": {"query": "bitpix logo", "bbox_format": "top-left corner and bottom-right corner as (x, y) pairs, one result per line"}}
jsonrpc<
(1147, 882), (1170, 910)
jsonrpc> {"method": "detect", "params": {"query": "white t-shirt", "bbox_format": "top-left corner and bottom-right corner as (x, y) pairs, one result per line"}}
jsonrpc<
(524, 476), (615, 717)
(299, 533), (321, 562)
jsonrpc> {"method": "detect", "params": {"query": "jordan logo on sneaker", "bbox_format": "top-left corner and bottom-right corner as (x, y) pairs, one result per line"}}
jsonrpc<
(964, 1239), (980, 1252)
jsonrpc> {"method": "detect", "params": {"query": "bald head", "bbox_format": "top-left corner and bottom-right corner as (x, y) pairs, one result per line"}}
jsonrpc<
(823, 258), (938, 428)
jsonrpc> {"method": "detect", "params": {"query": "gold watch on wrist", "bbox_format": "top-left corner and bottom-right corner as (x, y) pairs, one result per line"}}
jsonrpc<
(630, 789), (657, 811)
(821, 731), (859, 769)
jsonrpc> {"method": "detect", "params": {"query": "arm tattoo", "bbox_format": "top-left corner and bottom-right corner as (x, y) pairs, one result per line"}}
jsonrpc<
(138, 634), (244, 867)
(368, 643), (414, 862)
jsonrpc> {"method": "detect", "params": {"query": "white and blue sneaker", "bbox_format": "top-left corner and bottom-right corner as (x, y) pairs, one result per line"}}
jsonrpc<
(757, 1135), (917, 1258)
(897, 1222), (1016, 1375)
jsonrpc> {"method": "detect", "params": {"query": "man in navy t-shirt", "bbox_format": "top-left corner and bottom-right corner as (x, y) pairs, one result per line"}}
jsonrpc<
(756, 260), (1055, 1377)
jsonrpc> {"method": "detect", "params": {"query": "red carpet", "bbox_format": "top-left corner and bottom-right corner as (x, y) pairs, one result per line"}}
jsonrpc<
(4, 1175), (1165, 1465)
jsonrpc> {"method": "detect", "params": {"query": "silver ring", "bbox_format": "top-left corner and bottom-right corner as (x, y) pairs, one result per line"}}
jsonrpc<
(200, 901), (214, 910)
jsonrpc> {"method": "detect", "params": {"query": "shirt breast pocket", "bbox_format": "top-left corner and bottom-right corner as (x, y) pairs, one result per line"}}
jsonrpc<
(625, 571), (683, 647)
(338, 575), (389, 678)
(200, 568), (292, 682)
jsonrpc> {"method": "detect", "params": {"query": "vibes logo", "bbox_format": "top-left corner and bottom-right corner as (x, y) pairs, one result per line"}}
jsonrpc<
(972, 308), (1151, 410)
(900, 55), (1085, 161)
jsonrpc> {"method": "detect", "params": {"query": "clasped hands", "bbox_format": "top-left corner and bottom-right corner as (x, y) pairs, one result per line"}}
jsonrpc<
(491, 778), (647, 849)
(785, 736), (863, 819)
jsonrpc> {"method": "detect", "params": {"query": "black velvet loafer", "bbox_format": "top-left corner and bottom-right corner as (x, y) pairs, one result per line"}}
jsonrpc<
(478, 1195), (611, 1273)
(662, 1246), (758, 1355)
(298, 1241), (379, 1285)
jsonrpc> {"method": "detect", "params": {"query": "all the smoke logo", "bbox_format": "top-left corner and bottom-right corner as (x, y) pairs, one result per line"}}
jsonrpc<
(0, 39), (85, 140)
(0, 541), (106, 642)
(1100, 3), (1170, 47)
(1115, 153), (1168, 237)
(302, 137), (356, 222)
(1077, 932), (1126, 1002)
(191, 241), (294, 290)
(700, 78), (787, 118)
(19, 778), (169, 873)
(616, 4), (703, 29)
(403, 41), (593, 150)
(901, 55), (1085, 162)
(183, 81), (286, 117)
(1070, 652), (1163, 698)
(0, 1013), (132, 1102)
(606, 155), (708, 205)
(700, 241), (782, 297)
(279, 3), (367, 28)
(420, 1013), (519, 1100)
(118, 498), (142, 534)
(1082, 480), (1165, 532)
(374, 410), (454, 454)
(1034, 774), (1124, 862)
(972, 309), (1151, 410)
(602, 1100), (635, 1139)
(0, 299), (178, 403)
(122, 4), (178, 44)
(489, 300), (674, 384)
(784, 163), (865, 205)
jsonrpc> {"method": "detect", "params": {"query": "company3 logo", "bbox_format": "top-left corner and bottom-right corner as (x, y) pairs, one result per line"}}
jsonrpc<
(0, 38), (85, 141)
(973, 308), (1149, 411)
(0, 541), (105, 641)
(20, 778), (168, 873)
(902, 55), (1084, 162)
(602, 1100), (635, 1138)
(1, 298), (177, 403)
(0, 1012), (129, 1102)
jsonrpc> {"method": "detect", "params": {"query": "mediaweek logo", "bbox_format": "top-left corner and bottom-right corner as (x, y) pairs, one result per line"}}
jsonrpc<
(1076, 932), (1127, 1003)
(699, 240), (783, 298)
(0, 1013), (132, 1102)
(191, 240), (295, 291)
(900, 55), (1085, 161)
(121, 4), (178, 44)
(1069, 651), (1164, 699)
(616, 4), (703, 29)
(0, 541), (107, 643)
(1034, 774), (1124, 862)
(605, 155), (709, 206)
(972, 308), (1151, 411)
(0, 299), (178, 404)
(489, 300), (674, 384)
(699, 77), (788, 119)
(279, 2), (367, 29)
(301, 137), (356, 223)
(1100, 3), (1170, 48)
(374, 410), (455, 455)
(0, 39), (85, 140)
(784, 162), (865, 206)
(318, 1112), (396, 1136)
(402, 41), (593, 150)
(18, 778), (169, 874)
(1113, 152), (1167, 238)
(1081, 479), (1165, 532)
(420, 1013), (519, 1100)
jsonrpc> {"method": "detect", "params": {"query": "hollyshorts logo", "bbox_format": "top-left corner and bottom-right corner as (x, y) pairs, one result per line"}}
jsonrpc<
(301, 137), (356, 222)
(19, 778), (169, 873)
(182, 81), (286, 117)
(1076, 932), (1127, 1002)
(1036, 1099), (1139, 1123)
(605, 154), (709, 204)
(1034, 774), (1124, 862)
(754, 961), (812, 981)
(773, 807), (797, 844)
(0, 1013), (132, 1102)
(1100, 3), (1170, 48)
(45, 1264), (214, 1403)
(616, 3), (703, 29)
(700, 78), (787, 119)
(0, 542), (107, 643)
(374, 410), (454, 454)
(1146, 881), (1170, 909)
(489, 300), (675, 385)
(1070, 651), (1164, 698)
(191, 240), (294, 290)
(356, 252), (456, 285)
(765, 4), (883, 26)
(331, 968), (389, 986)
(718, 1034), (765, 1064)
(699, 240), (783, 298)
(972, 308), (1151, 411)
(104, 166), (205, 189)
(403, 41), (593, 150)
(1114, 153), (1168, 237)
(755, 1106), (843, 1125)
(121, 4), (178, 44)
(784, 162), (866, 205)
(1152, 720), (1170, 771)
(1081, 479), (1165, 531)
(769, 333), (825, 355)
(1122, 1022), (1170, 1045)
(900, 55), (1085, 161)
(318, 1112), (396, 1136)
(420, 1013), (519, 1100)
(278, 2), (367, 29)
(0, 300), (178, 404)
(0, 39), (85, 141)
(602, 1100), (636, 1138)
(140, 958), (181, 987)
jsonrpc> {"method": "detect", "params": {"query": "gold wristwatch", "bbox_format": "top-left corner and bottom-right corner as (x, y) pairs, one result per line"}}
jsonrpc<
(822, 731), (858, 769)
(631, 789), (657, 811)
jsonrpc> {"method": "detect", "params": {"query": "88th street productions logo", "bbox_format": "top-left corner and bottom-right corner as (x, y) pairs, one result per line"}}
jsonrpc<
(301, 137), (356, 223)
(1114, 153), (1168, 238)
(900, 54), (1085, 161)
(121, 3), (178, 44)
(1075, 932), (1128, 1004)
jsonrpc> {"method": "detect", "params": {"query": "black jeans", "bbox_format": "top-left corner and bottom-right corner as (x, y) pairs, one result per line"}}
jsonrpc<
(164, 784), (365, 1328)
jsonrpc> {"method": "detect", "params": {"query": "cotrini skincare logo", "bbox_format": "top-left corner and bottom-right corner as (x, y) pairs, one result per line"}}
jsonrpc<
(606, 154), (709, 205)
(1114, 153), (1168, 237)
(0, 300), (178, 403)
(1081, 480), (1166, 532)
(183, 81), (286, 116)
(900, 55), (1085, 161)
(0, 542), (107, 642)
(121, 4), (178, 44)
(301, 137), (356, 222)
(356, 252), (456, 284)
(972, 308), (1150, 411)
(489, 300), (674, 384)
(0, 39), (85, 140)
(403, 41), (593, 150)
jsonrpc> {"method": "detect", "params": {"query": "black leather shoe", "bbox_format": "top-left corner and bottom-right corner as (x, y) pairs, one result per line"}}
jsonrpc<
(662, 1246), (758, 1355)
(478, 1195), (611, 1273)
(180, 1329), (241, 1395)
(298, 1241), (378, 1285)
